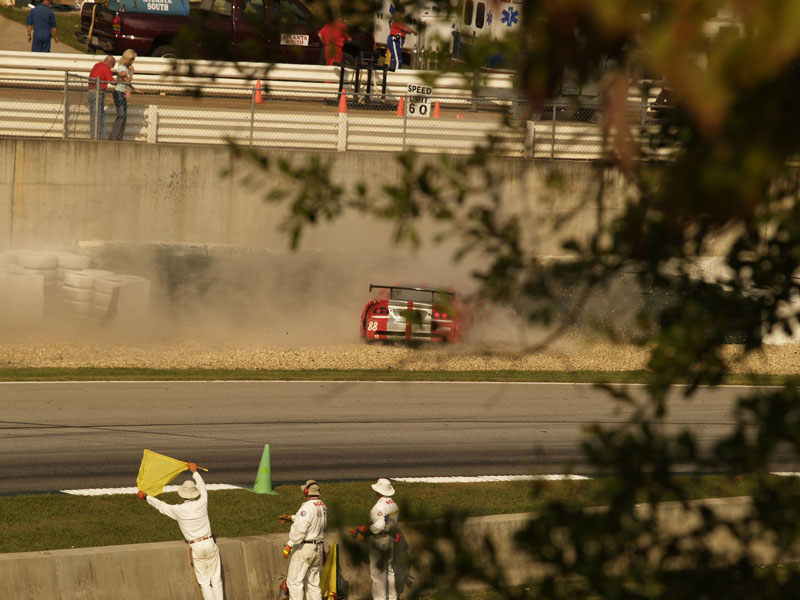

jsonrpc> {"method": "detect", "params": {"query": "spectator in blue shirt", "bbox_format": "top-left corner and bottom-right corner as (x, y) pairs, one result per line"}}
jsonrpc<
(26, 0), (59, 53)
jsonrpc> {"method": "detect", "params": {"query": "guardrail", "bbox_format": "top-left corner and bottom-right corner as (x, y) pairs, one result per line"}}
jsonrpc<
(0, 70), (673, 160)
(0, 50), (662, 103)
(0, 50), (517, 99)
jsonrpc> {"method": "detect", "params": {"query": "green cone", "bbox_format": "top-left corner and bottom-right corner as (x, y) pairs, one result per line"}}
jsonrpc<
(251, 443), (279, 495)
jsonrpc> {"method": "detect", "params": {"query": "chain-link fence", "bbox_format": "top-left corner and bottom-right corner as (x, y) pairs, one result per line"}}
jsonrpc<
(0, 71), (675, 160)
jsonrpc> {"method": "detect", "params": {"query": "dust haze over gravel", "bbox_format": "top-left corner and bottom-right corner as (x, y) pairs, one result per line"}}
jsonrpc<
(0, 214), (537, 363)
(1, 206), (798, 373)
(1, 238), (798, 374)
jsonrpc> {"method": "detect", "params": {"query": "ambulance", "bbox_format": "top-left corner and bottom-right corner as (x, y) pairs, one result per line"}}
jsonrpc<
(452, 0), (522, 69)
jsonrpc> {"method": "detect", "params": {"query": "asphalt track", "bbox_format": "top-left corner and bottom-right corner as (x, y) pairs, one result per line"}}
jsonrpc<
(1, 381), (791, 494)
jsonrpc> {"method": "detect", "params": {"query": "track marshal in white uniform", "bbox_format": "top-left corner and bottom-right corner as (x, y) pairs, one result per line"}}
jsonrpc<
(138, 462), (224, 600)
(282, 479), (328, 600)
(369, 478), (400, 600)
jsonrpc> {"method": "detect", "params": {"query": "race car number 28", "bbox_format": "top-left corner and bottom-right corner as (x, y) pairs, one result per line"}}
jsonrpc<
(367, 321), (379, 331)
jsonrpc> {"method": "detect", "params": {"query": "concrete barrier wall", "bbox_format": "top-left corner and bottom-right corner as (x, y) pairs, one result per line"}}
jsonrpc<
(0, 511), (547, 600)
(0, 138), (628, 257)
(1, 498), (792, 600)
(0, 515), (545, 600)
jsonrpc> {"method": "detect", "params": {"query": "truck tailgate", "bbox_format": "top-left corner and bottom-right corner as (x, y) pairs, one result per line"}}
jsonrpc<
(79, 3), (116, 41)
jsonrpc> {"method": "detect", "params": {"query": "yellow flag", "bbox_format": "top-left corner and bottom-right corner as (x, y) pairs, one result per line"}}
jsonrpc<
(320, 543), (338, 599)
(136, 449), (188, 496)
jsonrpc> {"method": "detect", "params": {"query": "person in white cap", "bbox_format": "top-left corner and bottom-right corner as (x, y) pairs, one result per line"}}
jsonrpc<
(369, 478), (400, 600)
(282, 479), (327, 600)
(137, 462), (224, 600)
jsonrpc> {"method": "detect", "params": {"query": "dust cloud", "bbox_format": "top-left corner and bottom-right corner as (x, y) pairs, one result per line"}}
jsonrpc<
(0, 212), (512, 349)
(0, 207), (650, 353)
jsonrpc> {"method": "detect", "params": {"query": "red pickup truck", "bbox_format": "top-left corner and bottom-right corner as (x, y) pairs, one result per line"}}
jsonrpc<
(76, 0), (370, 62)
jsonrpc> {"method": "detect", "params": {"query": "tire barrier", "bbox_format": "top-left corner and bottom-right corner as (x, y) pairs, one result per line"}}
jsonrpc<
(0, 250), (150, 329)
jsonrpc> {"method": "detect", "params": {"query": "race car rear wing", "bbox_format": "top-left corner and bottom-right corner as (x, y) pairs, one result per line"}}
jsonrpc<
(369, 284), (455, 297)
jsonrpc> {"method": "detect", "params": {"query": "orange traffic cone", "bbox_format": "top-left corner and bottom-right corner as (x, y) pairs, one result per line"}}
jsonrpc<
(432, 101), (441, 118)
(254, 79), (263, 104)
(396, 97), (405, 116)
(338, 91), (348, 114)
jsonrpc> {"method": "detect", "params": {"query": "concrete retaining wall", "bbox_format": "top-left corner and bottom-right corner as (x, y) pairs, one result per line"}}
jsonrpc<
(1, 497), (793, 600)
(0, 510), (542, 600)
(0, 138), (628, 257)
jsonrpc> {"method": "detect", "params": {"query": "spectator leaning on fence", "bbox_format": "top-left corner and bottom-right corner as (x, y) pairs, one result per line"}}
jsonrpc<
(26, 0), (59, 53)
(87, 55), (116, 141)
(109, 49), (137, 141)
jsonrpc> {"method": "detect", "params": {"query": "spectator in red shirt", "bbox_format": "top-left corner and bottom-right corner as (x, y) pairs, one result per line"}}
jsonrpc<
(88, 55), (116, 140)
(317, 20), (351, 66)
(387, 9), (416, 71)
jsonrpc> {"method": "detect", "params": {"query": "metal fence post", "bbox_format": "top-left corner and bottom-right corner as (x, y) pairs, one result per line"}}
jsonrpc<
(62, 70), (69, 140)
(338, 62), (346, 93)
(551, 102), (556, 160)
(95, 76), (102, 140)
(146, 104), (158, 143)
(402, 95), (408, 151)
(90, 76), (100, 140)
(638, 97), (643, 128)
(249, 87), (256, 146)
(365, 60), (373, 103)
(337, 111), (348, 151)
(525, 120), (535, 160)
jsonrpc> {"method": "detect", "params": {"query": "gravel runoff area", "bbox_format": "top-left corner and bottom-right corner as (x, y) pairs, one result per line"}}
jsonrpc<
(0, 337), (798, 373)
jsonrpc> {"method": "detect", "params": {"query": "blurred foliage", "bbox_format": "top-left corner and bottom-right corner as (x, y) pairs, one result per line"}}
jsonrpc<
(224, 0), (800, 597)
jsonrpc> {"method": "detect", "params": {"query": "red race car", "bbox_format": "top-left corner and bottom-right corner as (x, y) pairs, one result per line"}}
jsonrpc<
(360, 283), (470, 343)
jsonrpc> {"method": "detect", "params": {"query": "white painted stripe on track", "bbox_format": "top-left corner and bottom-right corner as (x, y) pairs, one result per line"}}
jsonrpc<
(61, 483), (244, 496)
(391, 474), (591, 483)
(0, 380), (584, 386)
(56, 472), (795, 494)
(0, 380), (776, 388)
(60, 476), (588, 495)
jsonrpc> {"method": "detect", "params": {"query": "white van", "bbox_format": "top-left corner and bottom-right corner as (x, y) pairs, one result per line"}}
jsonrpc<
(453, 0), (521, 68)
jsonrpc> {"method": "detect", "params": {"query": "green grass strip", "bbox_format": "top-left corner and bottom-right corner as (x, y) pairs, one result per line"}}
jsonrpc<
(1, 476), (760, 554)
(0, 367), (789, 385)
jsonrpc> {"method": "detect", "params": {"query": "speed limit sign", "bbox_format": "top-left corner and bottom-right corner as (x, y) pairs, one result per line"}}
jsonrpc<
(406, 84), (433, 118)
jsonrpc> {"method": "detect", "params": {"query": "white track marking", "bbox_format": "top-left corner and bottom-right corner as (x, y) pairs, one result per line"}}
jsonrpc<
(59, 476), (589, 495)
(61, 483), (244, 496)
(390, 475), (590, 483)
(0, 381), (772, 389)
(56, 473), (793, 494)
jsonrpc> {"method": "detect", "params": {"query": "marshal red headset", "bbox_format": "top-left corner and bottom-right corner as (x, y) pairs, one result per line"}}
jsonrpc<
(303, 480), (320, 499)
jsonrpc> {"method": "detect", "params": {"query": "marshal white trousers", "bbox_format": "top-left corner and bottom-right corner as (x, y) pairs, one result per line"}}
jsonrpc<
(287, 542), (323, 600)
(190, 538), (224, 600)
(369, 535), (397, 600)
